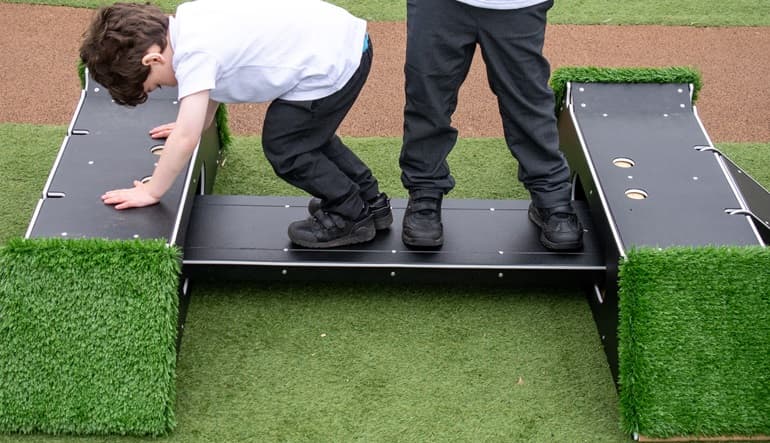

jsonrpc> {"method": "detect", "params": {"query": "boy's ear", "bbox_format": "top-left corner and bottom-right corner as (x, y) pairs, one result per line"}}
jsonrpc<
(141, 52), (164, 66)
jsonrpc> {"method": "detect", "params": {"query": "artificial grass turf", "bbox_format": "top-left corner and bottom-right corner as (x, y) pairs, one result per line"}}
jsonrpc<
(174, 283), (625, 442)
(618, 246), (770, 438)
(0, 124), (65, 244)
(0, 237), (181, 436)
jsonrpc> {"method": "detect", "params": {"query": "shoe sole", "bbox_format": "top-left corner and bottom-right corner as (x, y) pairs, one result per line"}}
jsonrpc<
(527, 208), (583, 251)
(291, 224), (376, 249)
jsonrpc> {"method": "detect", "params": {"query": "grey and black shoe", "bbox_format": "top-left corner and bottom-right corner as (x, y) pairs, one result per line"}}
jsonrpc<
(308, 192), (393, 230)
(527, 203), (583, 251)
(288, 210), (375, 248)
(402, 189), (444, 248)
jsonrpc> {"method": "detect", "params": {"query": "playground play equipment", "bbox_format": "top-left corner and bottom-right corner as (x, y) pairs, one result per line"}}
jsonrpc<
(9, 68), (770, 439)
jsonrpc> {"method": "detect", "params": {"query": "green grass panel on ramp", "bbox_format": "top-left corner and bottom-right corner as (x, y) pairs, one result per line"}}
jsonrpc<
(618, 246), (770, 438)
(0, 238), (181, 436)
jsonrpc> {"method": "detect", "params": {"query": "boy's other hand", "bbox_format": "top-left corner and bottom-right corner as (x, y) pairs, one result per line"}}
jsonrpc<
(102, 180), (160, 210)
(150, 122), (176, 139)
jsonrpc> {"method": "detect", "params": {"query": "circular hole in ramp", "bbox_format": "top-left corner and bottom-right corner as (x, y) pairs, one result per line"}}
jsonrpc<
(612, 157), (635, 168)
(625, 189), (648, 200)
(150, 145), (165, 156)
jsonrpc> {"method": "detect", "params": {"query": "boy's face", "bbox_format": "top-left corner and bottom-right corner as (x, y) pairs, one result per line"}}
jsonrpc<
(141, 44), (177, 94)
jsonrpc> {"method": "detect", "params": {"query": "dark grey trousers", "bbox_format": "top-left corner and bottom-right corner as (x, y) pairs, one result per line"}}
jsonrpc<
(262, 41), (378, 220)
(399, 0), (572, 208)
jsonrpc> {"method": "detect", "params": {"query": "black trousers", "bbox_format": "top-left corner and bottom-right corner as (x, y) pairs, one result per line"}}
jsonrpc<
(400, 0), (571, 208)
(262, 40), (378, 220)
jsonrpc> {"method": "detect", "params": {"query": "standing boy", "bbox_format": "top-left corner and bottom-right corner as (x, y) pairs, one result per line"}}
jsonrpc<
(80, 0), (392, 248)
(399, 0), (583, 251)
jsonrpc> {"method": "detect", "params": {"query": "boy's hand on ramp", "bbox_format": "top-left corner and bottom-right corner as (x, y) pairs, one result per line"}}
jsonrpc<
(101, 180), (160, 210)
(149, 122), (176, 139)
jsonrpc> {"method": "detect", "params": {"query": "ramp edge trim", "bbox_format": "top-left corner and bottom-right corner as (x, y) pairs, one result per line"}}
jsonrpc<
(182, 259), (606, 271)
(568, 81), (627, 257)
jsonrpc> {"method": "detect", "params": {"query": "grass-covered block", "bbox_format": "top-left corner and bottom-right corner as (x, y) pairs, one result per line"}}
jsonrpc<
(0, 238), (181, 436)
(618, 246), (770, 438)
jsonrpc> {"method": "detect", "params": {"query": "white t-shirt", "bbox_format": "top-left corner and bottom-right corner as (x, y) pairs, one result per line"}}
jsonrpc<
(169, 0), (367, 103)
(456, 0), (548, 10)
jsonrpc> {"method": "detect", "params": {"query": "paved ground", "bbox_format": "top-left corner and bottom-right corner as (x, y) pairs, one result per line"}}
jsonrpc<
(1, 3), (768, 142)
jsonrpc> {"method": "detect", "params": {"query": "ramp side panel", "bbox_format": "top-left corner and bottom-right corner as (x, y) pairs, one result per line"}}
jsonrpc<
(722, 155), (770, 236)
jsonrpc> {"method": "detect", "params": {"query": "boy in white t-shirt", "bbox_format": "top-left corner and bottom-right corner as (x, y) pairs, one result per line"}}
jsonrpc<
(79, 0), (392, 248)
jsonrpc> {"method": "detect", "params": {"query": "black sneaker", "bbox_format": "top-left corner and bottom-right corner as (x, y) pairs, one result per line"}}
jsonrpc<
(527, 203), (583, 251)
(402, 189), (444, 248)
(308, 192), (393, 230)
(288, 210), (375, 248)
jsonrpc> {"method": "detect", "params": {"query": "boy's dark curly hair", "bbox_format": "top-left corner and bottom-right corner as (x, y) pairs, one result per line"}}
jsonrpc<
(79, 3), (169, 106)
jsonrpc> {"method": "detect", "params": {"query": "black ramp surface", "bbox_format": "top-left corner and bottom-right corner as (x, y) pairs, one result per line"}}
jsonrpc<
(71, 77), (179, 137)
(28, 194), (186, 240)
(183, 196), (605, 284)
(28, 134), (194, 240)
(27, 77), (201, 243)
(45, 134), (170, 196)
(571, 83), (759, 247)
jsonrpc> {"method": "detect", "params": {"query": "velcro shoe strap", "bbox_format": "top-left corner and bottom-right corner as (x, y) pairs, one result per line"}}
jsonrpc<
(546, 205), (576, 217)
(409, 200), (439, 212)
(312, 209), (346, 229)
(410, 189), (443, 200)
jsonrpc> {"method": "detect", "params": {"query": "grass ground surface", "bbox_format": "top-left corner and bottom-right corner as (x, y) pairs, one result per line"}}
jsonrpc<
(1, 0), (767, 25)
